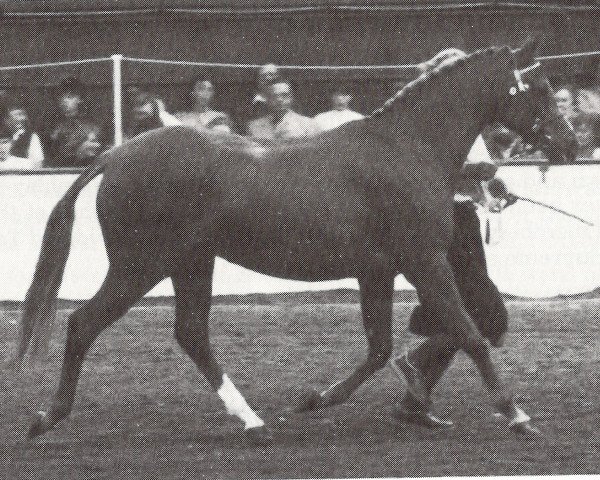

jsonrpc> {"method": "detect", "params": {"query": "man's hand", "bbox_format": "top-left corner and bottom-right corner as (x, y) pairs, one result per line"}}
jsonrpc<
(487, 178), (518, 209)
(504, 193), (518, 207)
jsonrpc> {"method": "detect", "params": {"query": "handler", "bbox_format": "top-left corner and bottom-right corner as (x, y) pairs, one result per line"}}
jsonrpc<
(389, 48), (532, 433)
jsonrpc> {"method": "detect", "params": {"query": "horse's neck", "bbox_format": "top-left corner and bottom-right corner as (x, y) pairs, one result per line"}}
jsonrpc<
(380, 57), (500, 171)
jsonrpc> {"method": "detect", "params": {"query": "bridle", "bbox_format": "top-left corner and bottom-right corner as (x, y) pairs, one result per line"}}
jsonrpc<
(505, 60), (567, 146)
(509, 61), (541, 96)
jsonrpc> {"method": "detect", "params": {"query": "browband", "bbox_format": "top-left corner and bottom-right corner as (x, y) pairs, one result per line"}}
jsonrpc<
(511, 61), (542, 94)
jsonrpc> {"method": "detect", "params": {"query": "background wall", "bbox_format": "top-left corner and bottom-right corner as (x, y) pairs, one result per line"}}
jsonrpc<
(1, 165), (599, 301)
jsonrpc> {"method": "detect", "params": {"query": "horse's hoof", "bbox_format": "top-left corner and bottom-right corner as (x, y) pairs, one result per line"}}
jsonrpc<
(245, 426), (274, 446)
(294, 388), (322, 412)
(510, 421), (543, 438)
(393, 405), (454, 429)
(28, 411), (53, 439)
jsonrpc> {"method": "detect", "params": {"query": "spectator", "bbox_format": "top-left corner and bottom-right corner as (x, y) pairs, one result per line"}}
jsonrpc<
(124, 89), (180, 139)
(251, 63), (281, 118)
(313, 87), (364, 131)
(44, 76), (103, 168)
(573, 112), (600, 159)
(247, 81), (318, 142)
(175, 79), (232, 133)
(0, 96), (44, 169)
(554, 86), (577, 123)
(576, 87), (600, 117)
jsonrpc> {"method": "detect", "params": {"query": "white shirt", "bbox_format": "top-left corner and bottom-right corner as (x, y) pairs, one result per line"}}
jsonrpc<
(0, 131), (44, 170)
(313, 109), (364, 131)
(466, 134), (493, 165)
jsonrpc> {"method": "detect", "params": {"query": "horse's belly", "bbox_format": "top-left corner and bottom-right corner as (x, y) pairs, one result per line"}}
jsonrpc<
(217, 243), (359, 281)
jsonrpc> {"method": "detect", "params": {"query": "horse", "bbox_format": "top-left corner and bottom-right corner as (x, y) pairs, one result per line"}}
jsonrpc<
(17, 39), (577, 444)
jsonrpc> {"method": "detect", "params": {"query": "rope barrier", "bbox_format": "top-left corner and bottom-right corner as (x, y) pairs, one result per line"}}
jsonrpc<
(0, 49), (598, 73)
(0, 57), (112, 72)
(122, 56), (421, 70)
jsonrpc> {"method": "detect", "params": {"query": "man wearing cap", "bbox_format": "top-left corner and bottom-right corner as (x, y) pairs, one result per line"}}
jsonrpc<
(248, 81), (318, 142)
(388, 48), (530, 433)
(44, 76), (103, 168)
(313, 87), (364, 132)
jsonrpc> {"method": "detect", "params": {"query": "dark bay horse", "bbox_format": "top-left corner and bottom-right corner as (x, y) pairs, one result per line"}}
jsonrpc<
(18, 39), (576, 443)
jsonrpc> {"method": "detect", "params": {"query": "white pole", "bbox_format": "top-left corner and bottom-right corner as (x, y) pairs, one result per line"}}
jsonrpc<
(111, 54), (123, 146)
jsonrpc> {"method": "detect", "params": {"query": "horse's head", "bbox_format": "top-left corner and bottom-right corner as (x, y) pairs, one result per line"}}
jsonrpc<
(496, 38), (578, 164)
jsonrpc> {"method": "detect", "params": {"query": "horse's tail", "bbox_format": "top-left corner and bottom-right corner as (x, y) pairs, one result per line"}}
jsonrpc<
(16, 155), (108, 362)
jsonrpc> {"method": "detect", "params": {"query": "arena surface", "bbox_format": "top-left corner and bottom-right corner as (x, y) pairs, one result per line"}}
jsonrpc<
(2, 295), (600, 478)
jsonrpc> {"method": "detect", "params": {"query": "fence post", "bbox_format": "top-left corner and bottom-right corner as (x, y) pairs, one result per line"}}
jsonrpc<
(111, 54), (123, 146)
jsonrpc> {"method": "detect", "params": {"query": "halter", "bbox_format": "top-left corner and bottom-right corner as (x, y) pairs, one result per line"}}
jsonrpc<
(505, 60), (565, 145)
(509, 61), (541, 95)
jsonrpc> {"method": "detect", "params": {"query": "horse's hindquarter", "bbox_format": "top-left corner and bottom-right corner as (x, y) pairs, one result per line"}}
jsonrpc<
(97, 127), (221, 266)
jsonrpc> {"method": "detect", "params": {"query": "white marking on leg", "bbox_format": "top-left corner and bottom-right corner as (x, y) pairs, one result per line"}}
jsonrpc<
(507, 406), (531, 427)
(217, 374), (265, 429)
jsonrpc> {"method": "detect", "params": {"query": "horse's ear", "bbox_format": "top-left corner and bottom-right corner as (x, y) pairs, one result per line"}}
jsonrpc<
(515, 36), (540, 68)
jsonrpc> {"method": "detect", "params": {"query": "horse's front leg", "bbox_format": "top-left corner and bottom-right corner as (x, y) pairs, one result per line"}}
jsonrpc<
(296, 271), (394, 412)
(408, 249), (538, 434)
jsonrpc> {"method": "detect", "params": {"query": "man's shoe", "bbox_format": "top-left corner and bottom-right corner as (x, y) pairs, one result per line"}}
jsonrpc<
(393, 405), (454, 429)
(389, 354), (429, 405)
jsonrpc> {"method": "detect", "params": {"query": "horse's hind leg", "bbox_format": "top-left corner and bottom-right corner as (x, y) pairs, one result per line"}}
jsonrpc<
(171, 258), (272, 444)
(296, 271), (394, 411)
(28, 264), (162, 438)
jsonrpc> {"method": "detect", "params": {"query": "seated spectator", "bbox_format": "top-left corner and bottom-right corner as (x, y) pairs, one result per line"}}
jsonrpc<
(573, 112), (600, 159)
(44, 76), (103, 168)
(554, 86), (577, 123)
(247, 81), (318, 142)
(0, 97), (44, 169)
(124, 90), (180, 140)
(251, 63), (281, 119)
(576, 88), (600, 117)
(175, 79), (232, 133)
(313, 87), (364, 131)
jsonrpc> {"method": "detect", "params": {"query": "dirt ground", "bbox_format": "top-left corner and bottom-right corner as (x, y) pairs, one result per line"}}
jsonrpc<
(2, 298), (600, 479)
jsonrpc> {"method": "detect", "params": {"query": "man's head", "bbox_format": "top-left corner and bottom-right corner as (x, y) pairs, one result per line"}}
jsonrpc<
(192, 79), (214, 106)
(268, 81), (293, 114)
(554, 87), (575, 118)
(132, 92), (157, 122)
(258, 63), (280, 88)
(417, 48), (467, 75)
(1, 96), (28, 133)
(573, 112), (599, 150)
(5, 106), (28, 133)
(56, 76), (85, 117)
(331, 88), (353, 111)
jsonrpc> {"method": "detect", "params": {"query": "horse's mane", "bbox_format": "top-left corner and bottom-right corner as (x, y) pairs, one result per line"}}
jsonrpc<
(368, 45), (512, 120)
